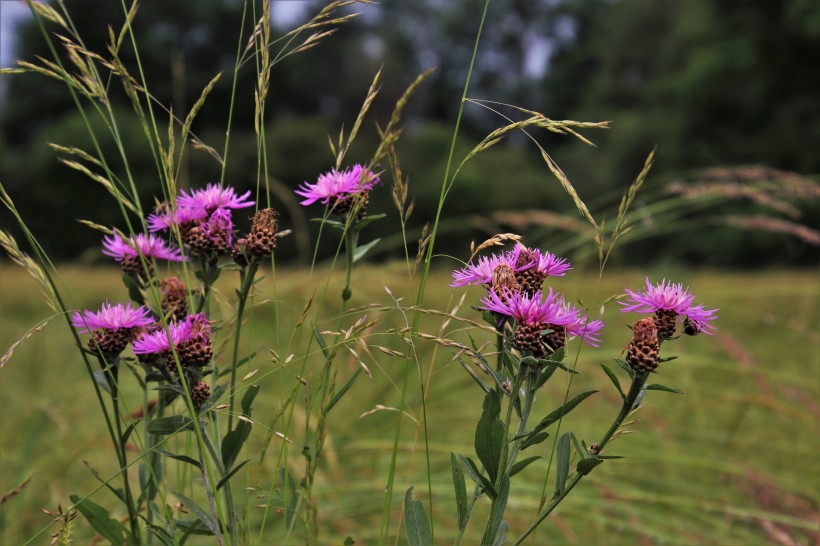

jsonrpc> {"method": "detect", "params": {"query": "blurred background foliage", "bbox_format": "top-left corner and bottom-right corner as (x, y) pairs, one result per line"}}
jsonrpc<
(1, 0), (818, 266)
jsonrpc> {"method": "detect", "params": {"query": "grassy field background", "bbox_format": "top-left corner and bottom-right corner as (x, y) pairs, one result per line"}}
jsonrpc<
(1, 264), (818, 545)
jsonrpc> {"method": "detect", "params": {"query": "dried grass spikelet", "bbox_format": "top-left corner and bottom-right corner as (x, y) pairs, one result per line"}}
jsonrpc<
(1, 317), (54, 368)
(469, 232), (521, 262)
(0, 227), (59, 313)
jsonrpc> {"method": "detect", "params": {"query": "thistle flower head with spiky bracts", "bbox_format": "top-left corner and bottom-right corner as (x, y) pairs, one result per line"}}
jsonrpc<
(626, 317), (660, 373)
(71, 301), (154, 357)
(247, 207), (279, 258)
(132, 313), (212, 370)
(295, 164), (379, 219)
(102, 232), (187, 278)
(160, 277), (189, 322)
(619, 277), (718, 337)
(512, 244), (572, 295)
(451, 246), (531, 289)
(480, 288), (576, 359)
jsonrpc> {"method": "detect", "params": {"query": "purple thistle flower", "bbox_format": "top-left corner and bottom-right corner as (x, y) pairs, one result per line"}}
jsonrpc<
(71, 301), (154, 333)
(132, 320), (191, 356)
(102, 232), (187, 262)
(201, 207), (234, 247)
(560, 302), (605, 347)
(294, 164), (380, 206)
(184, 313), (211, 340)
(620, 277), (718, 334)
(451, 247), (532, 287)
(178, 183), (254, 213)
(516, 244), (572, 277)
(147, 205), (207, 232)
(480, 288), (575, 326)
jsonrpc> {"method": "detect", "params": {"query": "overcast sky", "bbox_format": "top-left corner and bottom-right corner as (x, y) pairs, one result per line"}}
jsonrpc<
(0, 1), (311, 68)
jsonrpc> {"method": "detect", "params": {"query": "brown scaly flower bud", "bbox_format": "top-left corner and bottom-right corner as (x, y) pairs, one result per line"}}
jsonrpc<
(232, 238), (249, 267)
(178, 314), (213, 367)
(514, 246), (546, 295)
(492, 263), (518, 299)
(542, 324), (566, 352)
(247, 208), (279, 258)
(191, 381), (210, 410)
(160, 277), (189, 322)
(626, 317), (660, 373)
(654, 309), (678, 339)
(88, 328), (133, 357)
(514, 322), (551, 360)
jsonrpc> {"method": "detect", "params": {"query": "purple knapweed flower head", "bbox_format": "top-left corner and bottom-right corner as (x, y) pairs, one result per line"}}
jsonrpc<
(480, 288), (575, 326)
(147, 204), (207, 232)
(102, 232), (187, 263)
(560, 302), (605, 347)
(71, 301), (154, 333)
(515, 244), (572, 278)
(201, 207), (234, 247)
(620, 277), (718, 336)
(132, 320), (191, 356)
(295, 164), (380, 207)
(178, 183), (254, 214)
(451, 247), (532, 288)
(72, 301), (154, 356)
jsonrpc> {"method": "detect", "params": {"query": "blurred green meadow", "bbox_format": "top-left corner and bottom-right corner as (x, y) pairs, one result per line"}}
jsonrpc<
(1, 263), (817, 544)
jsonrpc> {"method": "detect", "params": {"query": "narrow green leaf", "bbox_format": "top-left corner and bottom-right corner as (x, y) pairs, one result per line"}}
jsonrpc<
(451, 453), (468, 528)
(475, 390), (505, 482)
(354, 212), (387, 231)
(646, 383), (684, 394)
(147, 524), (176, 546)
(577, 457), (604, 475)
(172, 490), (218, 535)
(69, 495), (127, 545)
(240, 384), (260, 414)
(509, 456), (541, 477)
(484, 472), (509, 544)
(463, 456), (497, 498)
(353, 238), (381, 263)
(600, 363), (625, 400)
(156, 449), (201, 469)
(530, 390), (598, 436)
(82, 462), (125, 503)
(569, 432), (585, 460)
(146, 415), (194, 435)
(614, 358), (636, 379)
(326, 368), (363, 413)
(92, 370), (111, 394)
(221, 420), (251, 470)
(457, 454), (479, 483)
(493, 521), (509, 546)
(216, 460), (248, 491)
(403, 487), (433, 546)
(519, 431), (550, 450)
(313, 327), (330, 359)
(278, 467), (299, 528)
(555, 433), (570, 494)
(659, 355), (678, 363)
(533, 364), (557, 391)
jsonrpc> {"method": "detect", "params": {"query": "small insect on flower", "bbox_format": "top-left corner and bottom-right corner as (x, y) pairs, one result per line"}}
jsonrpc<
(619, 277), (718, 337)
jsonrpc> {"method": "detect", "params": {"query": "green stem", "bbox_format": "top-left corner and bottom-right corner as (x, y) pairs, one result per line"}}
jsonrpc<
(513, 372), (648, 545)
(106, 359), (140, 542)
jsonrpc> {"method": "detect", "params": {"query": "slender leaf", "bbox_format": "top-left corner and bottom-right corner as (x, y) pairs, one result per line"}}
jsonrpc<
(216, 460), (249, 491)
(82, 462), (125, 503)
(510, 456), (541, 477)
(92, 370), (111, 394)
(475, 390), (505, 482)
(313, 327), (330, 359)
(156, 449), (201, 470)
(221, 419), (252, 470)
(530, 390), (598, 436)
(463, 456), (497, 498)
(520, 431), (550, 450)
(69, 495), (127, 545)
(451, 453), (468, 528)
(353, 238), (381, 263)
(403, 487), (433, 546)
(614, 358), (636, 379)
(240, 384), (260, 414)
(600, 363), (625, 400)
(326, 368), (362, 413)
(147, 415), (194, 435)
(555, 433), (571, 494)
(172, 490), (217, 535)
(354, 212), (386, 230)
(484, 472), (509, 544)
(646, 383), (684, 394)
(577, 457), (604, 475)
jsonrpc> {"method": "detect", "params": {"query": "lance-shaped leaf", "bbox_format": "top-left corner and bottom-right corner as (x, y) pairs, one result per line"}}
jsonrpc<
(451, 453), (468, 529)
(404, 487), (433, 546)
(475, 390), (506, 483)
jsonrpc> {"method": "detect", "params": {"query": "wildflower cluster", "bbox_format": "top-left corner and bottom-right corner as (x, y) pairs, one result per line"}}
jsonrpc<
(454, 243), (599, 363)
(296, 164), (380, 221)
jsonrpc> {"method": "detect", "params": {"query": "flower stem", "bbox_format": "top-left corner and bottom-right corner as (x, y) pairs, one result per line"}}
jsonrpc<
(513, 372), (648, 545)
